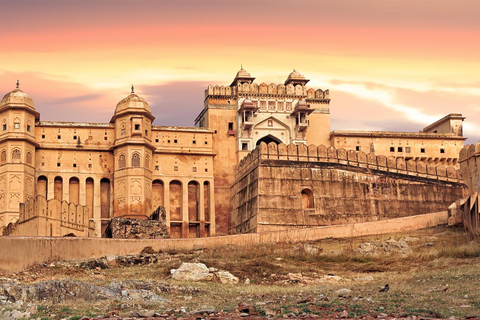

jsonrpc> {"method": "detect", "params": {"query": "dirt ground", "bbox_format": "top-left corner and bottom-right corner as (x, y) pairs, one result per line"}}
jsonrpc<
(1, 225), (479, 320)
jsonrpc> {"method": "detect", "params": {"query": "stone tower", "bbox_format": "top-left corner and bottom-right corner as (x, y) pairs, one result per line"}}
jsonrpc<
(0, 82), (39, 228)
(111, 87), (155, 222)
(195, 68), (331, 234)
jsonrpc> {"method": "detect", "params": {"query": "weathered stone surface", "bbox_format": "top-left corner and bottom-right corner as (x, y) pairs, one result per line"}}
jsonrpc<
(356, 238), (412, 255)
(335, 288), (351, 297)
(171, 263), (210, 281)
(216, 271), (239, 284)
(231, 157), (467, 234)
(106, 211), (169, 239)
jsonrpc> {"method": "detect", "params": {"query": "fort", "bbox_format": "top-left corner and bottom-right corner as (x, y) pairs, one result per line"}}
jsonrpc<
(0, 69), (470, 238)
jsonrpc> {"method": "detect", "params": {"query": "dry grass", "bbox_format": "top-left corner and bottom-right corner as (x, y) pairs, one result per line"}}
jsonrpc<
(6, 226), (480, 319)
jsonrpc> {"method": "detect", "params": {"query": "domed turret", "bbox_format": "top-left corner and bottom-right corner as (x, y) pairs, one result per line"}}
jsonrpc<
(0, 81), (35, 110)
(230, 66), (256, 87)
(110, 86), (153, 123)
(284, 69), (309, 86)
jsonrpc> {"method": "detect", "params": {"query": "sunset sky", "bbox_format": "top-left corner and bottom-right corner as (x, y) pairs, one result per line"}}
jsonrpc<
(1, 0), (479, 142)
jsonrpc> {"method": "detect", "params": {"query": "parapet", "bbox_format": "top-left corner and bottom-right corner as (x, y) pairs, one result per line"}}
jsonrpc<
(205, 83), (330, 101)
(236, 142), (462, 184)
(7, 195), (94, 237)
(458, 142), (480, 193)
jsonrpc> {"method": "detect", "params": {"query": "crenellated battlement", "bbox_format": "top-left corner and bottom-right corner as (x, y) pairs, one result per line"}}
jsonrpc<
(205, 83), (330, 100)
(236, 142), (462, 183)
(3, 196), (94, 237)
(458, 143), (480, 194)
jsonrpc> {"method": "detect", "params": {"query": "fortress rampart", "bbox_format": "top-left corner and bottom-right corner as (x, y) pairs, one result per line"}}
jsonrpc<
(237, 142), (462, 183)
(457, 143), (480, 234)
(230, 142), (466, 234)
(4, 195), (94, 237)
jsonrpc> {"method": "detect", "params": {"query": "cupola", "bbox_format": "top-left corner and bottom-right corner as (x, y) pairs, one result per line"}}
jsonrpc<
(110, 85), (154, 123)
(0, 80), (35, 110)
(284, 70), (310, 86)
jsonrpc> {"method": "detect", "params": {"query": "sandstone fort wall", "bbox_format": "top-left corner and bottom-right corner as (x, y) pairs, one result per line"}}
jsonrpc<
(458, 143), (480, 234)
(0, 211), (447, 273)
(4, 195), (94, 237)
(230, 142), (466, 233)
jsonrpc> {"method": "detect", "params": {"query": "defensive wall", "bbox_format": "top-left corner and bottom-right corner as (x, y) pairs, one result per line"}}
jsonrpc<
(0, 211), (448, 273)
(458, 143), (480, 234)
(3, 195), (94, 237)
(231, 142), (467, 234)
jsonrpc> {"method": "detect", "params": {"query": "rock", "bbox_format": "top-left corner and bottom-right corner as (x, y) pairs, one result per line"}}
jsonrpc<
(171, 263), (210, 281)
(107, 217), (169, 239)
(208, 267), (218, 273)
(265, 308), (277, 317)
(105, 254), (117, 266)
(338, 310), (349, 318)
(322, 275), (342, 282)
(26, 305), (37, 314)
(140, 310), (156, 317)
(237, 303), (257, 315)
(216, 271), (239, 284)
(355, 276), (374, 281)
(128, 310), (141, 317)
(244, 278), (251, 285)
(288, 273), (303, 282)
(335, 288), (351, 297)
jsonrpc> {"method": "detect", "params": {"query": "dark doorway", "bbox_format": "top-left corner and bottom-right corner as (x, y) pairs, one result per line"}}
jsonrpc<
(256, 134), (282, 146)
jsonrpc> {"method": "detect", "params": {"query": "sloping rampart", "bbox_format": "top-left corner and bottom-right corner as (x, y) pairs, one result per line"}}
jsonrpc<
(237, 142), (462, 183)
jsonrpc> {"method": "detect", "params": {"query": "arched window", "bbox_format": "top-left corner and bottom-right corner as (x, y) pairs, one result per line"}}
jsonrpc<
(131, 153), (140, 167)
(12, 149), (21, 163)
(301, 188), (314, 209)
(145, 155), (150, 170)
(0, 150), (6, 165)
(26, 152), (32, 165)
(118, 154), (126, 169)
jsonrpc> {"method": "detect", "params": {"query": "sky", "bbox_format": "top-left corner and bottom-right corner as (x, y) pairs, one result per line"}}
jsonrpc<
(1, 0), (479, 143)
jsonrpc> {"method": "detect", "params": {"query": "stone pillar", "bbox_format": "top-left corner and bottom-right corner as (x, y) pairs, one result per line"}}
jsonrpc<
(182, 179), (189, 238)
(62, 175), (69, 204)
(47, 174), (55, 201)
(79, 176), (86, 206)
(163, 179), (170, 235)
(93, 177), (102, 237)
(209, 179), (216, 236)
(198, 179), (205, 237)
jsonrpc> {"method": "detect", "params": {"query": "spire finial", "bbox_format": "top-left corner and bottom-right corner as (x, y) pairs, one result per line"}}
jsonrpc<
(131, 84), (134, 94)
(241, 64), (243, 70)
(16, 80), (19, 89)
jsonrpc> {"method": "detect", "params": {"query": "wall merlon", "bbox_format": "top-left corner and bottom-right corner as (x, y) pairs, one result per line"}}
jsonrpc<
(236, 142), (463, 183)
(205, 83), (330, 100)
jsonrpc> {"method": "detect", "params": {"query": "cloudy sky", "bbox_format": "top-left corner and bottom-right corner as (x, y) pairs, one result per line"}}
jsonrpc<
(1, 0), (479, 142)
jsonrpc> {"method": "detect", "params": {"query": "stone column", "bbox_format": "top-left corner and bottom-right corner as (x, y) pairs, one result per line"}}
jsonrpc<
(198, 179), (205, 237)
(62, 175), (69, 204)
(47, 174), (55, 201)
(93, 177), (102, 237)
(209, 179), (216, 236)
(181, 179), (189, 238)
(79, 176), (86, 206)
(163, 179), (170, 235)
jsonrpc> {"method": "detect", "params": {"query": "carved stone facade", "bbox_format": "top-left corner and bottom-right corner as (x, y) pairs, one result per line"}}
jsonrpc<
(194, 68), (465, 234)
(0, 85), (215, 238)
(0, 69), (467, 237)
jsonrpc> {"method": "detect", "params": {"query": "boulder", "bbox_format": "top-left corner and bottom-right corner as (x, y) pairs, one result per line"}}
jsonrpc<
(171, 263), (210, 281)
(216, 271), (239, 284)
